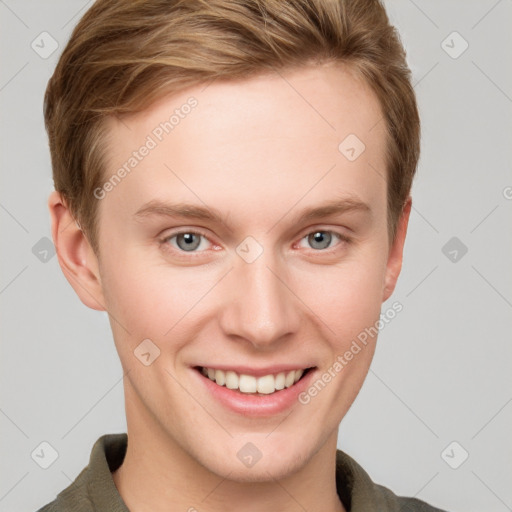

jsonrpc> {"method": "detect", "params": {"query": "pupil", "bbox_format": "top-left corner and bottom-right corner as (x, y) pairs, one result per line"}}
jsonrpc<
(309, 231), (331, 250)
(178, 233), (200, 251)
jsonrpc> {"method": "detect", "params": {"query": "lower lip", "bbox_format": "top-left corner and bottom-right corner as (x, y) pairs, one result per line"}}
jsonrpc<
(193, 367), (317, 417)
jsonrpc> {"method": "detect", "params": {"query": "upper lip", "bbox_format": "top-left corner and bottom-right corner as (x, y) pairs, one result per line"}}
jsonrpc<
(194, 365), (315, 377)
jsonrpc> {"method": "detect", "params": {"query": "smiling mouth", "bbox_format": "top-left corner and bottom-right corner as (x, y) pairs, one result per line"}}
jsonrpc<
(195, 366), (314, 395)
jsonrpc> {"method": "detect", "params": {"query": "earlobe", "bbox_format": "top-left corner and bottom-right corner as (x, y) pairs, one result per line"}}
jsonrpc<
(382, 197), (412, 302)
(48, 190), (106, 311)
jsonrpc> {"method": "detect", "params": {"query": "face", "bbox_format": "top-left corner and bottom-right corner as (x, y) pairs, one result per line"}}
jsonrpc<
(58, 62), (409, 481)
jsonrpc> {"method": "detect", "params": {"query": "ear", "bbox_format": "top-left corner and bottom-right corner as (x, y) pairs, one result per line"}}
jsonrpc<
(48, 190), (106, 311)
(382, 197), (412, 302)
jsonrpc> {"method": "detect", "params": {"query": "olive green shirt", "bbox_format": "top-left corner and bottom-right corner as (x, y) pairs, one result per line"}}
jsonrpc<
(36, 433), (447, 511)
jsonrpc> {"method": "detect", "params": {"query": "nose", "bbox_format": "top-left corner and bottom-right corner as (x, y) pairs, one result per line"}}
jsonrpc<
(217, 247), (301, 350)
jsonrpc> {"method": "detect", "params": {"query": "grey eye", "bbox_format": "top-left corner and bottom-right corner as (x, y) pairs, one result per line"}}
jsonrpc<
(175, 232), (202, 251)
(307, 231), (333, 250)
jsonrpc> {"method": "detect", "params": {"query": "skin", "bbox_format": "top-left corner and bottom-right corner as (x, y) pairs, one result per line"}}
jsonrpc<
(49, 62), (411, 512)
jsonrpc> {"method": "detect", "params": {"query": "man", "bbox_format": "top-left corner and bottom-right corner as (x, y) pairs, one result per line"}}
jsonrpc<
(38, 0), (448, 510)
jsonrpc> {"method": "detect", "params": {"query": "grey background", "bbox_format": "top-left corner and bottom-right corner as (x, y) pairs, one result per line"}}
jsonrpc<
(1, 1), (511, 511)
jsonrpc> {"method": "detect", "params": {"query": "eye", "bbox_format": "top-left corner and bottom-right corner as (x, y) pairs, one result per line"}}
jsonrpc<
(162, 231), (213, 253)
(297, 230), (348, 251)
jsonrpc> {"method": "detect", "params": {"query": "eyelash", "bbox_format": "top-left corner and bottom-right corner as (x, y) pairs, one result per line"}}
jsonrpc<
(159, 228), (352, 257)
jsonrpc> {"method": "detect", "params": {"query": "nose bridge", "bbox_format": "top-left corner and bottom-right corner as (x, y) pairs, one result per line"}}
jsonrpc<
(219, 243), (299, 347)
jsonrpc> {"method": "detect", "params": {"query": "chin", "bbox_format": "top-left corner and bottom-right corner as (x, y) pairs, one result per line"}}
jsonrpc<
(200, 445), (310, 483)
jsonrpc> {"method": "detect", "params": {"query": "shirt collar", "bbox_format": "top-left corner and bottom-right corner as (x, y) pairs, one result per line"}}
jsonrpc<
(78, 432), (411, 512)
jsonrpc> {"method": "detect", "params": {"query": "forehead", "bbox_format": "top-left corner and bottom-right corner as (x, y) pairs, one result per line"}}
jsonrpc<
(100, 62), (387, 227)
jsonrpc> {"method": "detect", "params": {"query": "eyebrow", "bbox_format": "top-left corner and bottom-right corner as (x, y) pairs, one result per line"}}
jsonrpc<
(133, 196), (371, 229)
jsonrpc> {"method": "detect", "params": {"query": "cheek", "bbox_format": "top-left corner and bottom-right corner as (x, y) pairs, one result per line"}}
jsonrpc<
(100, 227), (388, 353)
(296, 247), (388, 341)
(99, 249), (218, 343)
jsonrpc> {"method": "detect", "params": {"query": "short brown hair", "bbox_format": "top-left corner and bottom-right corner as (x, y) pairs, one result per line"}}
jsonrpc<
(44, 0), (420, 254)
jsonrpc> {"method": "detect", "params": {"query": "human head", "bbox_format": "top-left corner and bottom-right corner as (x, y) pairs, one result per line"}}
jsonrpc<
(44, 0), (419, 255)
(45, 0), (418, 492)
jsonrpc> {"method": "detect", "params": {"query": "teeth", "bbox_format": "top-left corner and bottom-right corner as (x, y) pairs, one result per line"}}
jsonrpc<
(274, 372), (285, 390)
(214, 369), (226, 386)
(239, 374), (257, 393)
(284, 370), (295, 388)
(257, 374), (275, 394)
(200, 367), (307, 395)
(225, 370), (238, 390)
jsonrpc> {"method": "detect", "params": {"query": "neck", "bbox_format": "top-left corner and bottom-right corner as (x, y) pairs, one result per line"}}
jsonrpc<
(112, 382), (346, 512)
